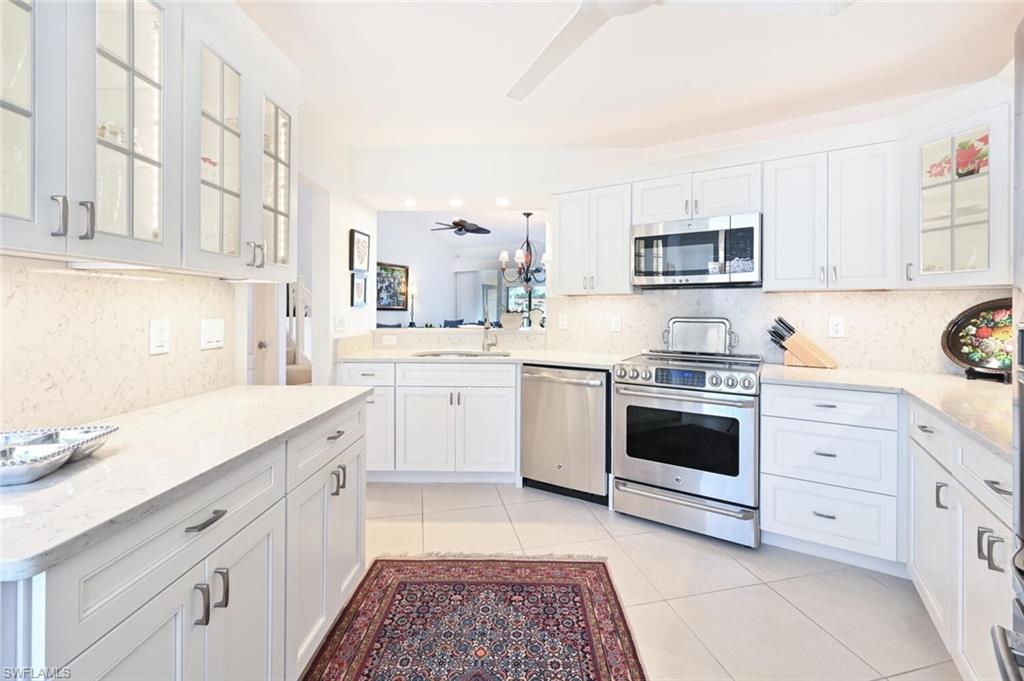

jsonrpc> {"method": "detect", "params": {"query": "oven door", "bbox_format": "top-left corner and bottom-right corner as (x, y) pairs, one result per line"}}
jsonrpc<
(612, 383), (758, 507)
(632, 219), (730, 286)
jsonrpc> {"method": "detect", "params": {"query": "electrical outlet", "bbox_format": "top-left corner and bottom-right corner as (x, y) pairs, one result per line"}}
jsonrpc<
(558, 314), (568, 330)
(200, 318), (224, 350)
(828, 317), (845, 338)
(149, 319), (170, 355)
(381, 335), (397, 346)
(610, 315), (622, 332)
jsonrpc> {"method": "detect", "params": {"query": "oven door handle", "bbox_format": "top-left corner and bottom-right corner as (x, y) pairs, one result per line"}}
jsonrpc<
(614, 481), (756, 521)
(615, 386), (755, 409)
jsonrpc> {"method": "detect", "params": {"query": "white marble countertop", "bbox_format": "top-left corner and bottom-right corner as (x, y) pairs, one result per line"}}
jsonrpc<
(337, 348), (634, 371)
(0, 385), (370, 581)
(761, 364), (1013, 458)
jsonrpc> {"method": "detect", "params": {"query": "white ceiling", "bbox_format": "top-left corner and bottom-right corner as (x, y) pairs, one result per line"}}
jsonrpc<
(241, 0), (1020, 148)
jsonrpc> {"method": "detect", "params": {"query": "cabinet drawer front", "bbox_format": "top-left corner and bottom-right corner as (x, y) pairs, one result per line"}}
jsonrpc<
(761, 474), (897, 560)
(908, 399), (955, 468)
(761, 384), (897, 430)
(761, 417), (898, 495)
(395, 362), (517, 387)
(336, 363), (395, 386)
(958, 438), (1013, 524)
(45, 445), (286, 666)
(287, 402), (366, 490)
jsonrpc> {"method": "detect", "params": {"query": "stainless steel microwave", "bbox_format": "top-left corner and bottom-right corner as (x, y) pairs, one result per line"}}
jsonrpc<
(631, 213), (761, 288)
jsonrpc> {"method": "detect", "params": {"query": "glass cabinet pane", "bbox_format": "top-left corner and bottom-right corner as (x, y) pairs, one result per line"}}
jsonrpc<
(133, 75), (160, 160)
(200, 184), (219, 252)
(262, 154), (275, 207)
(953, 223), (988, 271)
(97, 55), (130, 149)
(0, 107), (31, 219)
(921, 229), (951, 273)
(921, 185), (951, 231)
(223, 194), (240, 256)
(133, 0), (161, 84)
(200, 47), (220, 119)
(133, 158), (160, 241)
(275, 215), (288, 264)
(262, 210), (275, 260)
(955, 175), (988, 225)
(276, 163), (288, 212)
(277, 110), (290, 160)
(223, 66), (240, 132)
(200, 117), (220, 184)
(97, 0), (129, 63)
(96, 145), (129, 235)
(223, 131), (239, 193)
(263, 99), (275, 153)
(1, 0), (32, 111)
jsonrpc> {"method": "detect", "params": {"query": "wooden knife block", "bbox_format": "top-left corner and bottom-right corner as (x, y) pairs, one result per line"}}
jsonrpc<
(782, 332), (838, 369)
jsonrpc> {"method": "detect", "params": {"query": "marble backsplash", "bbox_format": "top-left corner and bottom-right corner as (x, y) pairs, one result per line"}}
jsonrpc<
(545, 287), (1012, 375)
(1, 256), (237, 429)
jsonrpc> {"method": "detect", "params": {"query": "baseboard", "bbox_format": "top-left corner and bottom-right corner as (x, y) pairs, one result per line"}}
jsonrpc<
(367, 470), (517, 484)
(762, 531), (909, 578)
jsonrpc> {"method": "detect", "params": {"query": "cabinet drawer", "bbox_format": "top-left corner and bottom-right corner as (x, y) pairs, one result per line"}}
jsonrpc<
(957, 438), (1013, 524)
(761, 474), (897, 560)
(43, 444), (286, 666)
(761, 384), (897, 430)
(761, 417), (898, 495)
(287, 401), (366, 490)
(336, 362), (395, 386)
(908, 399), (955, 468)
(395, 362), (517, 387)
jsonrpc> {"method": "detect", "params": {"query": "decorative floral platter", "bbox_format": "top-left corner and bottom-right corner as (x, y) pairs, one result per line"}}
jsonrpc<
(941, 298), (1013, 376)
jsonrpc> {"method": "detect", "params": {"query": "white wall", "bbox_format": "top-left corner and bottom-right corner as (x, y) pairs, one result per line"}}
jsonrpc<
(376, 212), (457, 326)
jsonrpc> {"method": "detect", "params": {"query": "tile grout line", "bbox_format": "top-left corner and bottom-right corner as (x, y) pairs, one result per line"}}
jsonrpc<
(498, 502), (526, 553)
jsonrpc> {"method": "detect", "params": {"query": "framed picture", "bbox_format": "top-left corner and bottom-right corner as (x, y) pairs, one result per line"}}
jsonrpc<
(377, 262), (409, 310)
(349, 229), (371, 272)
(351, 273), (367, 308)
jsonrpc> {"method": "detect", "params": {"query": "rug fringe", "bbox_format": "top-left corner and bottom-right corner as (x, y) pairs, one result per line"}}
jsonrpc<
(373, 551), (609, 562)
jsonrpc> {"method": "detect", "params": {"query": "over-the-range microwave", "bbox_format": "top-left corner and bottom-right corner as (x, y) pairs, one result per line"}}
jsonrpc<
(631, 213), (761, 288)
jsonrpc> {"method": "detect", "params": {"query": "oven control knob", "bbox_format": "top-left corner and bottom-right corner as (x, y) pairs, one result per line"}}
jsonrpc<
(640, 368), (652, 381)
(724, 375), (739, 389)
(708, 373), (722, 387)
(615, 366), (627, 379)
(740, 376), (755, 391)
(628, 368), (640, 380)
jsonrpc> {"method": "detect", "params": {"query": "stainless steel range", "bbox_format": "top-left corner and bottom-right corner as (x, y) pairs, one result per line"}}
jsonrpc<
(611, 344), (762, 548)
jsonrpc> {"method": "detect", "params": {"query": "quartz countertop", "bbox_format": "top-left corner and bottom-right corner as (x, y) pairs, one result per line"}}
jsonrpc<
(337, 348), (634, 371)
(0, 385), (370, 581)
(761, 364), (1013, 458)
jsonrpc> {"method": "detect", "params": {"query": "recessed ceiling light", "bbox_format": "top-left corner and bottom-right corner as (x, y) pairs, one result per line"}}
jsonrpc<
(495, 197), (510, 207)
(403, 197), (417, 208)
(450, 197), (463, 208)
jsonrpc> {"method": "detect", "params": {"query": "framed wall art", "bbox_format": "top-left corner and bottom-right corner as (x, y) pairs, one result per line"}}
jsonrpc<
(351, 273), (367, 308)
(376, 262), (409, 310)
(349, 229), (371, 272)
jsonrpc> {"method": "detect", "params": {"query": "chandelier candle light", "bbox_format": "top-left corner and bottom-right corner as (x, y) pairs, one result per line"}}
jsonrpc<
(499, 212), (550, 329)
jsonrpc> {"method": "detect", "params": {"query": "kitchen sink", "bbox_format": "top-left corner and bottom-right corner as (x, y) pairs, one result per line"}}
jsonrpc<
(412, 350), (511, 358)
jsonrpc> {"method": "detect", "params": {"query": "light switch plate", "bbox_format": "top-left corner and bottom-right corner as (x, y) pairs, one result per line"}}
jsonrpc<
(381, 335), (397, 346)
(558, 314), (568, 330)
(149, 319), (170, 355)
(610, 315), (622, 332)
(334, 313), (346, 331)
(828, 317), (845, 338)
(200, 318), (225, 350)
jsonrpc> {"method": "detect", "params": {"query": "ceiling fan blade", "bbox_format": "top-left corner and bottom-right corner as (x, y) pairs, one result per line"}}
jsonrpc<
(434, 222), (456, 228)
(431, 227), (456, 231)
(506, 1), (610, 101)
(474, 227), (492, 235)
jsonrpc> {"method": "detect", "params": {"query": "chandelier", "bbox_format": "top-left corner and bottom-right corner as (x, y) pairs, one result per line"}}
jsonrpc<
(499, 211), (549, 328)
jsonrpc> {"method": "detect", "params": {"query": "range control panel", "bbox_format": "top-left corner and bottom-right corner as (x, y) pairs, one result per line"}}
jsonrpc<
(655, 368), (706, 388)
(613, 361), (759, 395)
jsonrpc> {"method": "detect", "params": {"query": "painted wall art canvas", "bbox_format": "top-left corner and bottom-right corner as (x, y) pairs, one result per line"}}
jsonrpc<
(349, 229), (371, 272)
(351, 273), (367, 308)
(377, 262), (409, 311)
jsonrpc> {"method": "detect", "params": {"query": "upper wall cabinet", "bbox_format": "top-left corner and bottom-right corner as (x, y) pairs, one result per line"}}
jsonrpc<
(632, 174), (691, 224)
(691, 164), (762, 218)
(901, 106), (1010, 289)
(763, 154), (829, 291)
(551, 184), (631, 296)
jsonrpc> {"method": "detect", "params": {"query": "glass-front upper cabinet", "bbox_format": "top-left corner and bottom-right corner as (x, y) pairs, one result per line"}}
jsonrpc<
(0, 0), (69, 253)
(66, 0), (182, 266)
(902, 106), (1010, 288)
(260, 97), (294, 273)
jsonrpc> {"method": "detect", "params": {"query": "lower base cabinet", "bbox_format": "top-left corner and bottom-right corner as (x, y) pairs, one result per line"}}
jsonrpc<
(365, 387), (395, 471)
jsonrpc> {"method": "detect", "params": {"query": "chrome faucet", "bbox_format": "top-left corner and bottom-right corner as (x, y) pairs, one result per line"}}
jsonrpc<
(482, 328), (498, 352)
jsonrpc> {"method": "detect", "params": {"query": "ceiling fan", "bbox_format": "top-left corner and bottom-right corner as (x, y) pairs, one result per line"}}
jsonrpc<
(432, 219), (492, 236)
(506, 0), (857, 101)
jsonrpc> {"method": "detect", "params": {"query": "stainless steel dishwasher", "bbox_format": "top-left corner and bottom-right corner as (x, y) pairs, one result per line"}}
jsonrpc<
(521, 365), (608, 498)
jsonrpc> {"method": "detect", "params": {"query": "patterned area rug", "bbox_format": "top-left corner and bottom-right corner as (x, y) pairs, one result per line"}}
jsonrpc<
(303, 557), (647, 681)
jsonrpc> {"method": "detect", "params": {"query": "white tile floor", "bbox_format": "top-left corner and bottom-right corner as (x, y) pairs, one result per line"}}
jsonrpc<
(365, 482), (960, 681)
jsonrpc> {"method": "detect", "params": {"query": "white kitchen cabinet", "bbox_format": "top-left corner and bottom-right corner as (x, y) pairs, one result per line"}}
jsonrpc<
(285, 440), (365, 680)
(631, 174), (691, 224)
(365, 386), (396, 471)
(205, 501), (286, 681)
(456, 387), (516, 472)
(396, 386), (457, 471)
(550, 185), (631, 295)
(68, 562), (206, 680)
(691, 163), (762, 218)
(826, 143), (900, 289)
(908, 441), (959, 648)
(763, 154), (829, 291)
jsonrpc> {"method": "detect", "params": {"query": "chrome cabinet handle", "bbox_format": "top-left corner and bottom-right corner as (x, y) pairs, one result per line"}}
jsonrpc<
(813, 450), (838, 458)
(916, 424), (935, 434)
(818, 266), (825, 284)
(194, 583), (211, 625)
(78, 200), (96, 240)
(986, 479), (1013, 497)
(978, 526), (994, 560)
(50, 195), (69, 237)
(812, 510), (837, 520)
(831, 265), (837, 282)
(813, 403), (838, 409)
(684, 199), (689, 215)
(589, 276), (595, 290)
(360, 372), (376, 377)
(935, 482), (949, 510)
(330, 469), (342, 496)
(213, 568), (230, 608)
(988, 535), (1007, 572)
(457, 391), (462, 406)
(338, 464), (347, 490)
(906, 262), (913, 281)
(185, 509), (227, 533)
(326, 429), (345, 441)
(582, 276), (588, 290)
(254, 240), (267, 268)
(450, 391), (454, 406)
(365, 398), (376, 404)
(246, 241), (257, 266)
(693, 198), (699, 215)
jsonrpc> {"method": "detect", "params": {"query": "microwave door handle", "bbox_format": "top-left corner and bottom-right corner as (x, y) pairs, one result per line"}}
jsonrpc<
(718, 229), (728, 275)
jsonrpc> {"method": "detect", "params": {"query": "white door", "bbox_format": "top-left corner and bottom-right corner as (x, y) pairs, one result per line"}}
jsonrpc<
(66, 0), (183, 266)
(691, 164), (762, 218)
(68, 563), (206, 680)
(396, 387), (456, 471)
(455, 387), (516, 472)
(550, 190), (590, 295)
(631, 174), (691, 224)
(908, 443), (957, 647)
(589, 184), (631, 294)
(206, 501), (286, 681)
(763, 154), (828, 291)
(326, 444), (365, 613)
(0, 0), (69, 254)
(365, 387), (395, 471)
(284, 461), (334, 679)
(959, 495), (1013, 681)
(827, 143), (899, 289)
